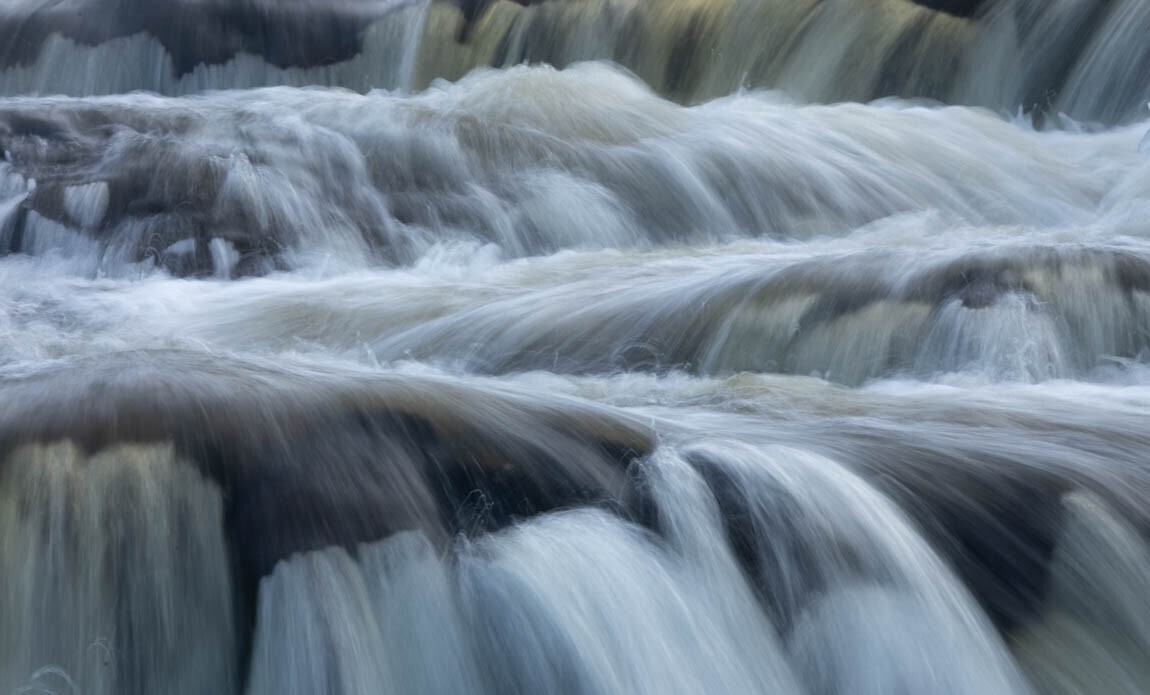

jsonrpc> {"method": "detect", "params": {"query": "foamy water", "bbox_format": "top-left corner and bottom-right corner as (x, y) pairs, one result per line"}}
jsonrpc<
(1, 1), (1149, 693)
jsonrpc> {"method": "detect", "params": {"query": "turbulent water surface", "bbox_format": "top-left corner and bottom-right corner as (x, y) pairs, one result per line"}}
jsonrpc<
(1, 0), (1150, 693)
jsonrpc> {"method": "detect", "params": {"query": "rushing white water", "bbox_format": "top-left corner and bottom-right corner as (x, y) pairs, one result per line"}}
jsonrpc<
(0, 68), (1147, 381)
(1, 1), (1150, 692)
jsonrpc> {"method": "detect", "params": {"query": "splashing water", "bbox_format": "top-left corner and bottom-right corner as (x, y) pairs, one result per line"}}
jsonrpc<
(1, 1), (1150, 693)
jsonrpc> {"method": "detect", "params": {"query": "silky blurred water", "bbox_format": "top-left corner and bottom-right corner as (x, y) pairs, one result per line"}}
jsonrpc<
(1, 1), (1149, 693)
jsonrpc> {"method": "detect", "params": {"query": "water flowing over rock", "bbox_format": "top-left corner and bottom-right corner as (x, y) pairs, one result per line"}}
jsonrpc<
(0, 0), (1147, 123)
(1, 1), (1149, 694)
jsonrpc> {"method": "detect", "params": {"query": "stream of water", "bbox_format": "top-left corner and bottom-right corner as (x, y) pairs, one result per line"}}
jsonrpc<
(1, 1), (1149, 693)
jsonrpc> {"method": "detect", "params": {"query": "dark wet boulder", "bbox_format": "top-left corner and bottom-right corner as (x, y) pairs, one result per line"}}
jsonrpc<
(908, 0), (987, 18)
(0, 350), (653, 581)
(0, 0), (391, 74)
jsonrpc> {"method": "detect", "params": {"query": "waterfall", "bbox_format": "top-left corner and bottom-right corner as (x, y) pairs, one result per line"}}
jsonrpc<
(1, 0), (1149, 693)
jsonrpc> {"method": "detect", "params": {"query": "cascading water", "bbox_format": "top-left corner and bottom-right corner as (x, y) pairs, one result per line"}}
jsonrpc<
(1, 0), (1149, 693)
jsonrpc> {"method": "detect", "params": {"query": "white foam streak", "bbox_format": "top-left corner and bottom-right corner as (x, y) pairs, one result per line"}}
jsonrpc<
(1, 66), (1146, 281)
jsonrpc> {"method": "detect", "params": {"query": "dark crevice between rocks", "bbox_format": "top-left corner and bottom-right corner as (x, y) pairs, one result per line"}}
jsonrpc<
(908, 0), (988, 19)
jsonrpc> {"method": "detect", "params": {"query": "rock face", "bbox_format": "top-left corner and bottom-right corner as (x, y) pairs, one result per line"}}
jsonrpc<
(0, 0), (390, 73)
(0, 93), (402, 278)
(0, 351), (654, 577)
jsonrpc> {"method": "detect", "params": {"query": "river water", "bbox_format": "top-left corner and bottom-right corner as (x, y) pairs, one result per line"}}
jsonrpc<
(1, 0), (1149, 693)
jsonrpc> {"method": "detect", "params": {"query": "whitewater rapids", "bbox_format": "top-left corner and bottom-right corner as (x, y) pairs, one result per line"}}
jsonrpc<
(0, 3), (1149, 694)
